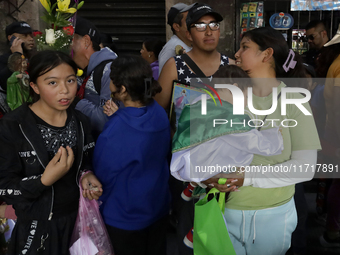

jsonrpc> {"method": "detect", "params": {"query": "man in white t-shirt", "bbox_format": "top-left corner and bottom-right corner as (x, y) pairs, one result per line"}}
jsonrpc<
(158, 3), (196, 74)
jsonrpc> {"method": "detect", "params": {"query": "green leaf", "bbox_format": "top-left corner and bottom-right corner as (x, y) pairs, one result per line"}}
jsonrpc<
(54, 19), (72, 27)
(40, 15), (51, 24)
(77, 1), (84, 9)
(51, 2), (57, 11)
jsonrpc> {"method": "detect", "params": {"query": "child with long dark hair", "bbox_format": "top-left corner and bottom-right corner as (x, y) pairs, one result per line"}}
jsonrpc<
(93, 55), (171, 255)
(0, 50), (102, 255)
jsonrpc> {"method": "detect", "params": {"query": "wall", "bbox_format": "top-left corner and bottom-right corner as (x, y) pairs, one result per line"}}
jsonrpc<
(165, 0), (236, 56)
(0, 0), (42, 54)
(0, 0), (237, 56)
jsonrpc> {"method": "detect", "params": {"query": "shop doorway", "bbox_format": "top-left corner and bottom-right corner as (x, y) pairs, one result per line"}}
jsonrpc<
(76, 0), (166, 55)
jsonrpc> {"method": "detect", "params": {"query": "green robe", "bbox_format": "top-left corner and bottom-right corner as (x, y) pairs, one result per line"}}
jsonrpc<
(172, 99), (253, 153)
(6, 72), (30, 110)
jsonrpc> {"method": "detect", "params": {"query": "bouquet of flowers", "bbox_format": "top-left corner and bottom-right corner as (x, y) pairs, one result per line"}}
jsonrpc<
(35, 0), (84, 54)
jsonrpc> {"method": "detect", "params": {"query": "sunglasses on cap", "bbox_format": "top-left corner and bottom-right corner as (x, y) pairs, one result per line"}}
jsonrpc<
(190, 22), (220, 32)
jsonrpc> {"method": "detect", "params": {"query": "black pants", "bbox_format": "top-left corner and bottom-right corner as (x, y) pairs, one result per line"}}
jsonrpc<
(106, 216), (168, 255)
(291, 183), (308, 254)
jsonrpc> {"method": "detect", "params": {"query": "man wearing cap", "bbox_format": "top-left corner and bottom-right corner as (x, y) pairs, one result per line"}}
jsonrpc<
(157, 3), (234, 110)
(0, 21), (35, 92)
(71, 16), (118, 139)
(304, 20), (329, 67)
(158, 2), (196, 74)
(157, 4), (234, 254)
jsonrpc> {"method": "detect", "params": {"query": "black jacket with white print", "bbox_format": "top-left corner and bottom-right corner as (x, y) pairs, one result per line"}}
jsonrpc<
(0, 103), (94, 221)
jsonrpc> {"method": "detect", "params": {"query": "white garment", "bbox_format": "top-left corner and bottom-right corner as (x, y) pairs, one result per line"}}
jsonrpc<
(170, 128), (284, 182)
(243, 149), (317, 188)
(158, 35), (192, 75)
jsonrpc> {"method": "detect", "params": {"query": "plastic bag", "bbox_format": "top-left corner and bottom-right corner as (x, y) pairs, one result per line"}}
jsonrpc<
(193, 178), (236, 255)
(69, 185), (114, 255)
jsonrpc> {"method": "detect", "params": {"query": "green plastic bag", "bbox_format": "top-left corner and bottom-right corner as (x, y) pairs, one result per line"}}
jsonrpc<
(193, 178), (236, 255)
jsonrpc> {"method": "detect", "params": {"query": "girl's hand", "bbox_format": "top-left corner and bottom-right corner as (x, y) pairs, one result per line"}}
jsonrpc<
(103, 99), (118, 117)
(202, 176), (244, 193)
(41, 146), (74, 186)
(81, 173), (103, 200)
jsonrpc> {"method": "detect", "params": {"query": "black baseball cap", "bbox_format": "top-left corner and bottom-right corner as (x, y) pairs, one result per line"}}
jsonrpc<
(6, 21), (32, 37)
(186, 3), (223, 29)
(75, 16), (101, 45)
(167, 3), (197, 27)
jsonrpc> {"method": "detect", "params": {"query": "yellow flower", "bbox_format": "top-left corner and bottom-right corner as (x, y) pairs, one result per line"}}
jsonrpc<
(56, 0), (77, 13)
(39, 0), (51, 13)
(77, 69), (83, 77)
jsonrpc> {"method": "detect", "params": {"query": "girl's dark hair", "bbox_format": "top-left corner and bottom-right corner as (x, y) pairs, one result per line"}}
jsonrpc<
(100, 33), (119, 53)
(213, 65), (252, 91)
(143, 38), (165, 59)
(242, 27), (307, 87)
(110, 55), (162, 105)
(28, 50), (78, 102)
(315, 44), (340, 77)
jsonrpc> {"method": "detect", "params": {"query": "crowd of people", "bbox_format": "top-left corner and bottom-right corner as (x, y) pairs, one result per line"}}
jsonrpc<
(0, 2), (338, 255)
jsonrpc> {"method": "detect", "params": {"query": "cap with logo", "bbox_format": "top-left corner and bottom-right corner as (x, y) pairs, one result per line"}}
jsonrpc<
(75, 16), (101, 45)
(5, 21), (32, 37)
(167, 2), (197, 27)
(186, 3), (223, 29)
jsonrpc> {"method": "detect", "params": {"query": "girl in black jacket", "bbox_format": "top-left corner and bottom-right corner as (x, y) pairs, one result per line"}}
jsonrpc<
(0, 50), (103, 255)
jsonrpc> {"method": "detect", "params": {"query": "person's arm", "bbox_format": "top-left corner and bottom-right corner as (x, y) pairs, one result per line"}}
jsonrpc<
(0, 133), (50, 205)
(75, 63), (111, 133)
(92, 124), (122, 203)
(154, 57), (178, 109)
(242, 150), (316, 188)
(158, 48), (167, 75)
(204, 150), (317, 191)
(158, 42), (174, 75)
(77, 114), (102, 200)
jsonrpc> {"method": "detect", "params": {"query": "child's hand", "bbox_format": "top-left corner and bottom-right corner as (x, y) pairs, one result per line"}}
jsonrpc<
(16, 74), (23, 79)
(41, 146), (74, 186)
(202, 176), (243, 192)
(81, 173), (103, 200)
(103, 99), (118, 117)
